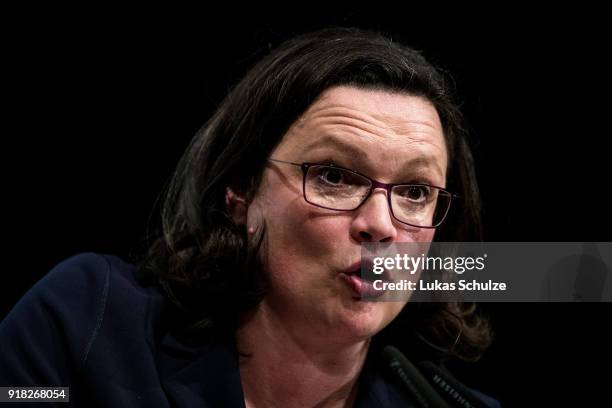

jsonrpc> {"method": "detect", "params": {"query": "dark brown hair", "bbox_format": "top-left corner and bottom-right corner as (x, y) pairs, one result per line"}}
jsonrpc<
(136, 27), (491, 362)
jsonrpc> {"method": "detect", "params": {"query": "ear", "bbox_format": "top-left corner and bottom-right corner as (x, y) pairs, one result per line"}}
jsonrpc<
(225, 186), (248, 225)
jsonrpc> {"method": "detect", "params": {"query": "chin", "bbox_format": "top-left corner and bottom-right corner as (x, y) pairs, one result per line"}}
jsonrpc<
(333, 303), (394, 342)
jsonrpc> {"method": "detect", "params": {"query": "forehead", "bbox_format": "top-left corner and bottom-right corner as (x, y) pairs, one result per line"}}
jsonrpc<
(273, 86), (448, 181)
(300, 86), (440, 130)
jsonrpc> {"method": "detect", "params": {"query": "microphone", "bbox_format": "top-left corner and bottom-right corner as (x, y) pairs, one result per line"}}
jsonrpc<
(381, 345), (452, 408)
(417, 360), (490, 408)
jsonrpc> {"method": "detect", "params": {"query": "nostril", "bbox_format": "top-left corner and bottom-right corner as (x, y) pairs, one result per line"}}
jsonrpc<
(359, 231), (372, 240)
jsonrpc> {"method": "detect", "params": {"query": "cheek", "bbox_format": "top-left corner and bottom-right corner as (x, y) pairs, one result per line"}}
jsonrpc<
(248, 184), (350, 271)
(398, 226), (436, 243)
(272, 205), (350, 267)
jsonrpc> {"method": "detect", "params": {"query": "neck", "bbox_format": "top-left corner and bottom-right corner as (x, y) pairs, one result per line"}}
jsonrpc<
(237, 301), (370, 408)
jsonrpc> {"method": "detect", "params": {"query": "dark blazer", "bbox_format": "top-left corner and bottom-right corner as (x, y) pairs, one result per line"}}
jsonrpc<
(0, 253), (500, 407)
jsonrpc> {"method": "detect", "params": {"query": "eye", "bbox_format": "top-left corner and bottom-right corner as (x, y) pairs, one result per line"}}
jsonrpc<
(398, 185), (431, 203)
(319, 167), (345, 185)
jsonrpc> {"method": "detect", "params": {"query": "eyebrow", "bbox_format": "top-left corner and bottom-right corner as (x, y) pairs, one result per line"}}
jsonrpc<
(304, 135), (445, 179)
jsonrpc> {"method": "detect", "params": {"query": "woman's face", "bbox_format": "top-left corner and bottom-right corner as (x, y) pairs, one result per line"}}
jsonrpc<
(246, 85), (448, 345)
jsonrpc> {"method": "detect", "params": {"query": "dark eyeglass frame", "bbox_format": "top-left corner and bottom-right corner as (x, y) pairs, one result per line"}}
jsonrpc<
(268, 158), (456, 229)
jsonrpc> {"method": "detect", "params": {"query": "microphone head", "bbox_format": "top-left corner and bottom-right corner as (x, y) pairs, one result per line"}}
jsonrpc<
(381, 345), (452, 408)
(417, 360), (491, 408)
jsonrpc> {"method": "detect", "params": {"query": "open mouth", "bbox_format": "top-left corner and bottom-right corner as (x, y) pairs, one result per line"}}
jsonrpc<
(340, 259), (390, 299)
(345, 258), (392, 281)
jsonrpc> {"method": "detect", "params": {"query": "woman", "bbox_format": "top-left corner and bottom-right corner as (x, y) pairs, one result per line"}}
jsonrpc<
(0, 28), (498, 407)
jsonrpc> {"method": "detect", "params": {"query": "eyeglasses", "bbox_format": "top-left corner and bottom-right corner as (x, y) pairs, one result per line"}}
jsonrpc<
(268, 158), (454, 228)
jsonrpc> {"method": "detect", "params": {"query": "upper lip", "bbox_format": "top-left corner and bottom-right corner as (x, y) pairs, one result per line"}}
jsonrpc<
(342, 260), (365, 276)
(341, 258), (391, 281)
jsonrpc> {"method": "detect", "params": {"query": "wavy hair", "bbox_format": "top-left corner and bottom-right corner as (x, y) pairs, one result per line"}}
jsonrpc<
(136, 27), (491, 362)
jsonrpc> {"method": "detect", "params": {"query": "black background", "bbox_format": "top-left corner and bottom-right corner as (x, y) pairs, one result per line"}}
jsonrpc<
(4, 6), (611, 407)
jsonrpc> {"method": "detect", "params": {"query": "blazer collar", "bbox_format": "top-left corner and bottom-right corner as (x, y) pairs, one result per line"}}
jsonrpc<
(158, 332), (246, 408)
(157, 332), (413, 408)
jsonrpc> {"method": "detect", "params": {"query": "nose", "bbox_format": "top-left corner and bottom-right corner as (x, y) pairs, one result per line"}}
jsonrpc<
(349, 188), (398, 243)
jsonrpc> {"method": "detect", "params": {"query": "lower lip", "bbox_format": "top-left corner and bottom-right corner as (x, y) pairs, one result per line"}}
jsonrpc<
(340, 273), (385, 299)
